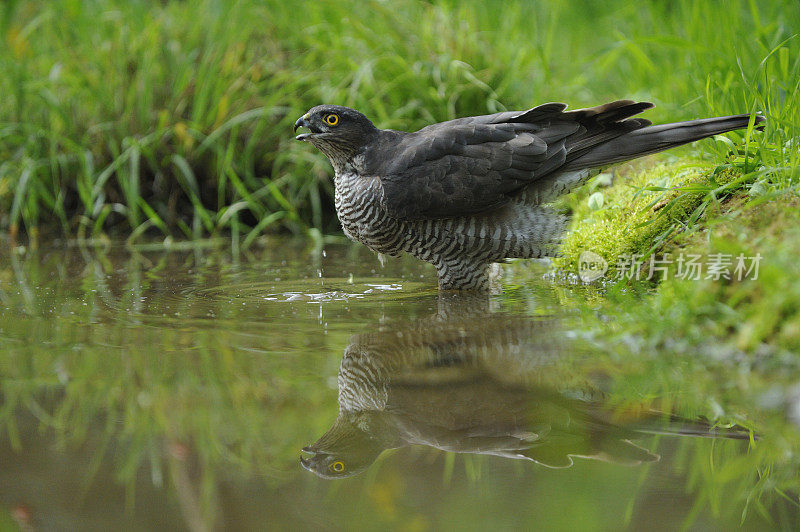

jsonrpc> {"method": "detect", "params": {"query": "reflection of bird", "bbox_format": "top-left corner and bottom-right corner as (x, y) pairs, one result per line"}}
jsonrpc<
(301, 306), (751, 479)
(295, 102), (763, 290)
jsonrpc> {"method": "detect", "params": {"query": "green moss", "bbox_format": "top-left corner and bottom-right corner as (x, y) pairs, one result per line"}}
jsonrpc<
(586, 193), (800, 353)
(555, 158), (755, 279)
(677, 195), (800, 351)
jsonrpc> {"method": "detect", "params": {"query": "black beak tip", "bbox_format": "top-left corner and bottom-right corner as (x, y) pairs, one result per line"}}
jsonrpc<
(294, 116), (310, 132)
(294, 117), (312, 140)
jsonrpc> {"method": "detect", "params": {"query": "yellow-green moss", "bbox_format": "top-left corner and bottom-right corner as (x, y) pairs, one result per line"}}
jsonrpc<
(579, 192), (800, 357)
(555, 158), (749, 279)
(673, 194), (800, 351)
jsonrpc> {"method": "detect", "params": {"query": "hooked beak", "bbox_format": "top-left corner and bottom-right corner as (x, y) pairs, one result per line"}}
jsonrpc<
(294, 115), (313, 141)
(300, 446), (318, 471)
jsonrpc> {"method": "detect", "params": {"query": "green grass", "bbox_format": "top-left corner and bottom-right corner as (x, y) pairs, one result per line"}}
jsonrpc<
(0, 0), (798, 244)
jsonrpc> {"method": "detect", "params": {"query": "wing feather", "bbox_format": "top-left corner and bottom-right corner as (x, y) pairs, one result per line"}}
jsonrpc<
(376, 101), (653, 220)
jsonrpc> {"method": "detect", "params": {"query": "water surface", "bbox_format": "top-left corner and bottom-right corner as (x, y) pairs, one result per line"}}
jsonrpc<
(0, 241), (797, 530)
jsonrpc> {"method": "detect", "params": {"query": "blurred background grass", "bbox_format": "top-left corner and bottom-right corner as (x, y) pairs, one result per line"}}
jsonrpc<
(0, 0), (798, 244)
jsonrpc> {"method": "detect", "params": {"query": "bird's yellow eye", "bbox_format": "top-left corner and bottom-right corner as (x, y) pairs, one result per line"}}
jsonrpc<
(324, 114), (339, 126)
(329, 461), (345, 472)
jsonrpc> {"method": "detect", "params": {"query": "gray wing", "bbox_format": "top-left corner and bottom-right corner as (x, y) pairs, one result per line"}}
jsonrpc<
(376, 100), (653, 220)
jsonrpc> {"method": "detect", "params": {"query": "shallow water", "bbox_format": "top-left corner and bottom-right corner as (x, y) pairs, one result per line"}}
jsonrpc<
(0, 240), (798, 530)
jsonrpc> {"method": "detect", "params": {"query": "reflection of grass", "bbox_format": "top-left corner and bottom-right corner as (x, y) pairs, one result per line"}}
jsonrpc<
(0, 247), (348, 524)
(1, 245), (799, 528)
(0, 1), (797, 243)
(567, 196), (800, 525)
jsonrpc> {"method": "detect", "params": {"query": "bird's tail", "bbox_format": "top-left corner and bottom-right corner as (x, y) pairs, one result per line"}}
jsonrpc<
(627, 410), (756, 441)
(564, 113), (765, 171)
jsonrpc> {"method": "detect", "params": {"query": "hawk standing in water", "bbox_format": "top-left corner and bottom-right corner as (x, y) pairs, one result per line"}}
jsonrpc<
(294, 101), (762, 290)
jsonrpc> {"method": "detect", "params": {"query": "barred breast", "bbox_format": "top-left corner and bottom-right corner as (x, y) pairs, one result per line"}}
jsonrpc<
(334, 171), (406, 256)
(334, 171), (569, 290)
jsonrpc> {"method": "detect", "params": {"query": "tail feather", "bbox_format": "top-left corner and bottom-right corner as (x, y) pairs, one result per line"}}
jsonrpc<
(564, 113), (764, 171)
(630, 411), (756, 441)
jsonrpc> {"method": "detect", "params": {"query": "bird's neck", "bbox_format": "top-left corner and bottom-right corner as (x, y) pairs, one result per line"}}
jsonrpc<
(331, 153), (365, 177)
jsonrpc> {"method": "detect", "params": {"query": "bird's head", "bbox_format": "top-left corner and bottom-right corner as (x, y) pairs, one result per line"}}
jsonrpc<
(300, 413), (389, 479)
(294, 105), (378, 169)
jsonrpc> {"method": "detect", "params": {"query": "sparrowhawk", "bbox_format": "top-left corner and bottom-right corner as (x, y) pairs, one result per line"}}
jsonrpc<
(294, 101), (763, 290)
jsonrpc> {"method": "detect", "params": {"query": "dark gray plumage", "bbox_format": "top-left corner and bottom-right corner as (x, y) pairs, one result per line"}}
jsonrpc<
(295, 102), (764, 290)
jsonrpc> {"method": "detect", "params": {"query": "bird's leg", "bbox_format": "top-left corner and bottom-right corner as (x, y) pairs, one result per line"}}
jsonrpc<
(435, 258), (494, 292)
(435, 292), (493, 319)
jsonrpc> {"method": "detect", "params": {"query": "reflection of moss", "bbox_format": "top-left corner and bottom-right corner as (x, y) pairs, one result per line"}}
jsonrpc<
(562, 195), (800, 522)
(579, 194), (800, 416)
(555, 159), (750, 279)
(548, 149), (800, 512)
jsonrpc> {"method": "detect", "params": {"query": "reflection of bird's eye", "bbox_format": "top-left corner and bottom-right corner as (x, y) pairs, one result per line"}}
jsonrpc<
(329, 460), (345, 472)
(324, 114), (339, 126)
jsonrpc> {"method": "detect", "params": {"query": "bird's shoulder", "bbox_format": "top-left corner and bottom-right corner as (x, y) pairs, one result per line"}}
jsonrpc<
(360, 101), (653, 220)
(358, 129), (407, 173)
